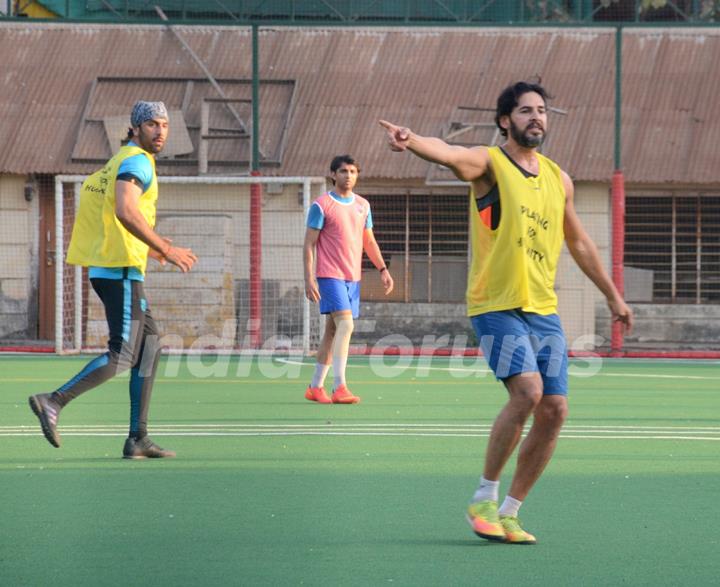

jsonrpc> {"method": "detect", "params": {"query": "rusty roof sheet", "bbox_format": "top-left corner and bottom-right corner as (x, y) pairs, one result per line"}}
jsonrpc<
(1, 23), (719, 185)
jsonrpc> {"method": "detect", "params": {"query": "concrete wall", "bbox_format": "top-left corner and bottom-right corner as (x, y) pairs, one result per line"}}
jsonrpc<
(0, 174), (37, 340)
(83, 181), (310, 349)
(356, 181), (613, 348)
(84, 214), (238, 348)
(556, 181), (610, 348)
(353, 302), (470, 348)
(5, 173), (718, 352)
(596, 303), (720, 351)
(102, 179), (611, 350)
(159, 181), (307, 285)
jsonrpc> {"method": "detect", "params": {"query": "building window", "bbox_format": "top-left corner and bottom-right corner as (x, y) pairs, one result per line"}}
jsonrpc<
(625, 193), (720, 303)
(363, 194), (468, 302)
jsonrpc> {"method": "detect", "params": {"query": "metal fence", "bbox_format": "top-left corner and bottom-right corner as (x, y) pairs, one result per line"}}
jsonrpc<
(5, 0), (720, 24)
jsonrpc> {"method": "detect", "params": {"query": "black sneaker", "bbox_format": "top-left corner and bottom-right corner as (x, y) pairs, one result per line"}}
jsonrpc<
(28, 393), (62, 448)
(122, 436), (176, 459)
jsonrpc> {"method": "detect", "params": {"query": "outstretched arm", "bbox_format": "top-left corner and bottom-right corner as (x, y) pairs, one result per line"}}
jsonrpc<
(378, 119), (491, 182)
(363, 228), (394, 295)
(562, 172), (633, 332)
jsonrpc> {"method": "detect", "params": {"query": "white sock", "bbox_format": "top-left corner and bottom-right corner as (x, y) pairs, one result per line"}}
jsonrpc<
(331, 317), (353, 389)
(472, 476), (499, 503)
(498, 495), (522, 518)
(310, 363), (330, 389)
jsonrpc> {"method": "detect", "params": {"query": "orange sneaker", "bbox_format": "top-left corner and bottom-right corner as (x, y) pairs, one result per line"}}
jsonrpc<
(499, 516), (537, 545)
(331, 384), (360, 404)
(466, 500), (506, 542)
(305, 386), (332, 404)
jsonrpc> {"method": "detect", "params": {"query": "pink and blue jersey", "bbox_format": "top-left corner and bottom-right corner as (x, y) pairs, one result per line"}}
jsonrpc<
(306, 191), (373, 282)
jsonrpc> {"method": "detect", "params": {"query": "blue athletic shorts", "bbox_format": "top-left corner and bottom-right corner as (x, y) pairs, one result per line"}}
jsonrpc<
(470, 309), (568, 395)
(317, 278), (360, 318)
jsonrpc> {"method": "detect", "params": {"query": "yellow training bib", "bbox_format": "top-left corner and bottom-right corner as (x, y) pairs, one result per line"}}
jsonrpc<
(66, 146), (158, 274)
(466, 146), (565, 316)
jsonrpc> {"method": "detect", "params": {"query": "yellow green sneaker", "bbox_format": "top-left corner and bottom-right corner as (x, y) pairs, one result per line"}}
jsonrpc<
(499, 515), (537, 545)
(466, 500), (506, 542)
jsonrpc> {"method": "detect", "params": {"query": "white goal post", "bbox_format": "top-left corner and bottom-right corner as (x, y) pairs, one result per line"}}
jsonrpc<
(55, 174), (326, 355)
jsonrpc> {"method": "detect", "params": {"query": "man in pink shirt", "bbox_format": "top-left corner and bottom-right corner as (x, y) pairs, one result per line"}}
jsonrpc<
(303, 155), (394, 403)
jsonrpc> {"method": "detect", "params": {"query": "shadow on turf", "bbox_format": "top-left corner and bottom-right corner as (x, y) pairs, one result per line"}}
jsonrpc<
(380, 538), (503, 548)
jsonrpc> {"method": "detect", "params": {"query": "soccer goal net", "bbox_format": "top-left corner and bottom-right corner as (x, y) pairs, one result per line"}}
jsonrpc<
(54, 175), (326, 355)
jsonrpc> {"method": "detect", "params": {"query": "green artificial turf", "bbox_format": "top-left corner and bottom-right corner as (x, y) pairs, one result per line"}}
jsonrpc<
(1, 355), (719, 586)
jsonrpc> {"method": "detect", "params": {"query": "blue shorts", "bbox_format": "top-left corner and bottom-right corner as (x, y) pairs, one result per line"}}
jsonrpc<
(317, 278), (360, 318)
(470, 309), (568, 395)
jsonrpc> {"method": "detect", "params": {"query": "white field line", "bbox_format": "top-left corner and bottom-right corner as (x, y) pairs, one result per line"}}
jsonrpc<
(2, 432), (719, 440)
(2, 423), (719, 440)
(2, 423), (720, 431)
(275, 359), (720, 380)
(4, 363), (719, 383)
(275, 358), (493, 375)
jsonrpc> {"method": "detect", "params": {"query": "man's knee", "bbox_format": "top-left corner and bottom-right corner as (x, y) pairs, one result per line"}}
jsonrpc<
(536, 397), (568, 427)
(104, 349), (133, 376)
(333, 316), (354, 335)
(505, 374), (544, 412)
(323, 316), (337, 336)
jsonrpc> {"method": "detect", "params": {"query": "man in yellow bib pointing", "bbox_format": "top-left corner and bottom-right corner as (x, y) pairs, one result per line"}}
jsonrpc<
(29, 101), (197, 459)
(380, 81), (633, 544)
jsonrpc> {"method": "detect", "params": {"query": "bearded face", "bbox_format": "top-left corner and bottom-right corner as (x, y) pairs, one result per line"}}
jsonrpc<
(502, 91), (548, 149)
(509, 118), (545, 149)
(133, 118), (169, 154)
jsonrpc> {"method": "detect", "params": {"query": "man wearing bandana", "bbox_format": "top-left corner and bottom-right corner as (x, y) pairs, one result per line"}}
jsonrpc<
(29, 101), (197, 459)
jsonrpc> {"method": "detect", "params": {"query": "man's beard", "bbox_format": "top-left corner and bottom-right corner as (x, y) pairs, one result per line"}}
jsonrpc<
(509, 121), (545, 148)
(137, 130), (165, 154)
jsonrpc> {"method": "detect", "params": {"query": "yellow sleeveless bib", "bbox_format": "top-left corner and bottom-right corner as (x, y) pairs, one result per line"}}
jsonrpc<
(466, 146), (565, 316)
(66, 146), (158, 274)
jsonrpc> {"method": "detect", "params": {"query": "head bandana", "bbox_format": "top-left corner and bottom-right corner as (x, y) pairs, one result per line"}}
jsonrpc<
(130, 101), (169, 128)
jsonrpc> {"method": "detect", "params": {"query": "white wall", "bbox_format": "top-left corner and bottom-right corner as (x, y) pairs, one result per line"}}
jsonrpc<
(1, 175), (615, 349)
(555, 181), (612, 348)
(82, 181), (311, 349)
(0, 174), (36, 339)
(159, 182), (309, 285)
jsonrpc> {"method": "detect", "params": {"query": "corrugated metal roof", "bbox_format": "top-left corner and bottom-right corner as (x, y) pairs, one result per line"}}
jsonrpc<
(1, 23), (719, 185)
(621, 29), (720, 185)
